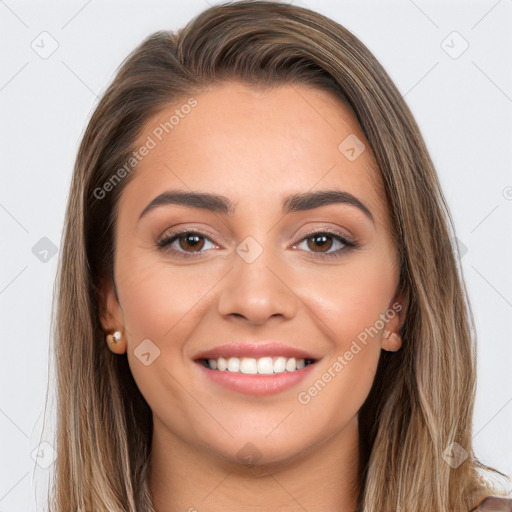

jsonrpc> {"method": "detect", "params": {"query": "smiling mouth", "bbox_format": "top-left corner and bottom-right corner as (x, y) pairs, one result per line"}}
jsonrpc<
(197, 356), (317, 374)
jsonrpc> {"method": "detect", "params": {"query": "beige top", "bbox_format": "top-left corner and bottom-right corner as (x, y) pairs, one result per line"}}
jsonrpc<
(477, 496), (512, 511)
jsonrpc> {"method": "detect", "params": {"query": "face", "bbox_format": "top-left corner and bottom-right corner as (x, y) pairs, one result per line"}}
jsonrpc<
(100, 80), (405, 466)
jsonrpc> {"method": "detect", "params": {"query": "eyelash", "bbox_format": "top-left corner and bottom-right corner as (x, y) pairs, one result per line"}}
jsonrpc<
(156, 228), (358, 260)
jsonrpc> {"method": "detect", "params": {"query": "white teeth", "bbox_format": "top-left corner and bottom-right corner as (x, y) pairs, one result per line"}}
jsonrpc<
(257, 357), (274, 374)
(204, 356), (310, 373)
(227, 357), (240, 372)
(273, 356), (287, 373)
(285, 357), (296, 372)
(240, 358), (257, 374)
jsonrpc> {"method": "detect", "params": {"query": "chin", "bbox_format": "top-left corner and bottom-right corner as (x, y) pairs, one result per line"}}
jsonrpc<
(200, 429), (317, 470)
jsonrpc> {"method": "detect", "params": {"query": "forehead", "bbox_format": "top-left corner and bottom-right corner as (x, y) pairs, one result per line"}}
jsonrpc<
(122, 80), (387, 222)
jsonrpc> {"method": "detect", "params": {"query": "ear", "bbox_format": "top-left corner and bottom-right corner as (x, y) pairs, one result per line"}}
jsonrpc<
(381, 287), (408, 352)
(97, 277), (127, 354)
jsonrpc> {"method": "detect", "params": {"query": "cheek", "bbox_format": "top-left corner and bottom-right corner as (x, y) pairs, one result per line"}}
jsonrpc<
(115, 257), (221, 430)
(116, 255), (218, 343)
(299, 249), (397, 351)
(115, 255), (225, 413)
(292, 253), (394, 429)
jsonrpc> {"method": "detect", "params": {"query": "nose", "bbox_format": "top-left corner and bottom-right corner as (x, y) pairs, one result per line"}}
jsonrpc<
(216, 245), (298, 326)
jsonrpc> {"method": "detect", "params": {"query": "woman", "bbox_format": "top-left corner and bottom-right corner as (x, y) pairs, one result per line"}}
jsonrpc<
(48, 1), (511, 510)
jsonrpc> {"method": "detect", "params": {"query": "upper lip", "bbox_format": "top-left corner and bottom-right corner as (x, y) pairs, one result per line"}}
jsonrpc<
(193, 342), (322, 361)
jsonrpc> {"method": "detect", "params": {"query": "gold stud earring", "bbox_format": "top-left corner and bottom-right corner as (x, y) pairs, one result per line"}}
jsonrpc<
(106, 331), (122, 344)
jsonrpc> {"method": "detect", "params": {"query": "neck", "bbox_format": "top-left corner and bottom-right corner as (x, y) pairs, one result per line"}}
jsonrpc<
(148, 416), (361, 512)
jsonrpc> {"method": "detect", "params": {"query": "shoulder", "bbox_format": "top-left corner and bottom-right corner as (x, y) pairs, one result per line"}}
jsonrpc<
(477, 496), (512, 511)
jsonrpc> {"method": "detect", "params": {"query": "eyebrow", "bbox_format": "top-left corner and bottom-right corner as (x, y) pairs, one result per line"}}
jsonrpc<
(138, 189), (374, 223)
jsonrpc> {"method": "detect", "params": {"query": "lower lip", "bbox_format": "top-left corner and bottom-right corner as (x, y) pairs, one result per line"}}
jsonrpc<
(195, 361), (316, 396)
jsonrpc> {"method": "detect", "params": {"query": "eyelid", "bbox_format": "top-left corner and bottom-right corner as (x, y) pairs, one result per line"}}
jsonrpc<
(292, 226), (355, 247)
(157, 224), (221, 244)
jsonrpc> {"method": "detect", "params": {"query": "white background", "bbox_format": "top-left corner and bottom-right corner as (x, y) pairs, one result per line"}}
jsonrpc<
(1, 0), (511, 510)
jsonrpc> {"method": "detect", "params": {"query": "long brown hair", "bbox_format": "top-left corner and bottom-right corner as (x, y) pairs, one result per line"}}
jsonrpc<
(47, 1), (509, 510)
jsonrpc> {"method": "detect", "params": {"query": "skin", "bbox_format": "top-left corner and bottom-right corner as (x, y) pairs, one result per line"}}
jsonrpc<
(99, 80), (406, 512)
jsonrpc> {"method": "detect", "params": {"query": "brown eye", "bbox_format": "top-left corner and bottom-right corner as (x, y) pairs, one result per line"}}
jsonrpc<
(156, 230), (217, 257)
(306, 234), (334, 253)
(177, 233), (205, 252)
(293, 230), (356, 259)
